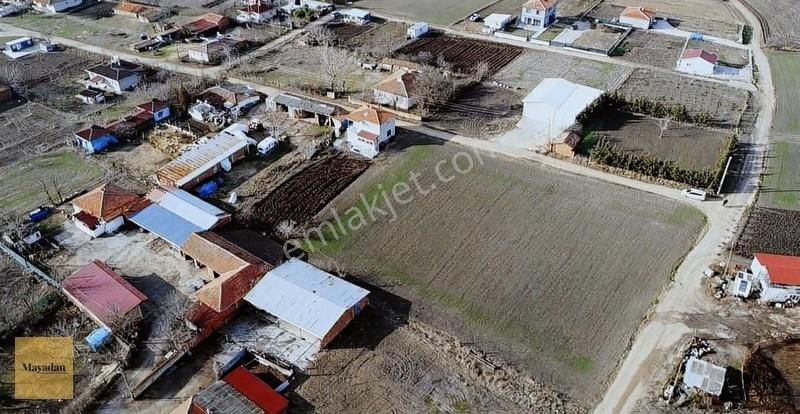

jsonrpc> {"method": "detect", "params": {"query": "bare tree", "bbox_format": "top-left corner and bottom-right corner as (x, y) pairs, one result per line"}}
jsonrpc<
(473, 61), (491, 83)
(261, 108), (286, 137)
(307, 25), (335, 47)
(657, 116), (672, 139)
(414, 65), (456, 117)
(275, 219), (299, 239)
(318, 46), (354, 92)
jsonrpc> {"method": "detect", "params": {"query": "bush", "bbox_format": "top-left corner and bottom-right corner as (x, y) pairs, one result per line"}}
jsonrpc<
(742, 25), (753, 45)
(576, 92), (711, 126)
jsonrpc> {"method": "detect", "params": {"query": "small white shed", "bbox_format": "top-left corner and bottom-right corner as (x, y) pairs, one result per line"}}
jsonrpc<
(483, 13), (512, 32)
(340, 8), (371, 25)
(407, 22), (429, 39)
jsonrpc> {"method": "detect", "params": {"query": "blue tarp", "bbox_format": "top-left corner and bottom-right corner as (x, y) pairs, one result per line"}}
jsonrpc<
(196, 179), (221, 199)
(86, 327), (112, 352)
(90, 135), (118, 153)
(129, 204), (203, 248)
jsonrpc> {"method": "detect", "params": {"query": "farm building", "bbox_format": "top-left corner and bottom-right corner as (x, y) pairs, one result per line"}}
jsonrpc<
(0, 4), (23, 17)
(236, 2), (277, 23)
(190, 85), (262, 124)
(340, 8), (371, 25)
(338, 105), (396, 159)
(519, 78), (603, 138)
(244, 258), (370, 349)
(751, 253), (800, 304)
(62, 260), (148, 330)
(520, 0), (559, 30)
(268, 94), (337, 125)
(683, 357), (726, 396)
(549, 131), (582, 158)
(135, 99), (171, 123)
(373, 70), (417, 110)
(75, 88), (105, 105)
(677, 49), (718, 76)
(129, 187), (232, 249)
(71, 183), (149, 238)
(619, 7), (657, 30)
(113, 1), (165, 23)
(174, 366), (288, 414)
(186, 37), (250, 64)
(483, 14), (513, 33)
(3, 37), (37, 59)
(74, 125), (118, 154)
(32, 0), (81, 13)
(156, 123), (257, 188)
(282, 0), (334, 14)
(407, 22), (429, 39)
(85, 59), (144, 94)
(183, 13), (230, 37)
(184, 231), (270, 312)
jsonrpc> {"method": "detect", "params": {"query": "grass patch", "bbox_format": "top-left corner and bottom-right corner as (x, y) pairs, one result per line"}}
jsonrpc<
(576, 130), (599, 154)
(0, 151), (105, 215)
(768, 51), (800, 135)
(759, 141), (800, 211)
(537, 27), (563, 42)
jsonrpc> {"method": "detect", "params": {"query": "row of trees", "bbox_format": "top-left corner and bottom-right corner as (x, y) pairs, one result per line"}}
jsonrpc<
(589, 134), (738, 189)
(576, 92), (715, 127)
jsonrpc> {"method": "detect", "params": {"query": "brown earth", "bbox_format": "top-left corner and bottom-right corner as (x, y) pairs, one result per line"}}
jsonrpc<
(582, 109), (729, 170)
(394, 34), (524, 74)
(309, 140), (705, 405)
(616, 30), (684, 69)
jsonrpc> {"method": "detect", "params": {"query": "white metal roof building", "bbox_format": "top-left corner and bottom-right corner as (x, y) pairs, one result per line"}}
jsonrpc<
(520, 78), (603, 138)
(484, 13), (513, 31)
(244, 258), (370, 348)
(683, 357), (726, 396)
(156, 123), (256, 189)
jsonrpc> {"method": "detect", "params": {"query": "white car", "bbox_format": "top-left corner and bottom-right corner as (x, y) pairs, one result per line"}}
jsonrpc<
(681, 188), (707, 201)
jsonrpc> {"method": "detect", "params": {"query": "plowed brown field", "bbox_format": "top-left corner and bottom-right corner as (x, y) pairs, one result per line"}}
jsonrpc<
(310, 142), (705, 405)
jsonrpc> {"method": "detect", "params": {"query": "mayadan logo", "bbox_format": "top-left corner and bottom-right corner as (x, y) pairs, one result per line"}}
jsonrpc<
(15, 337), (74, 400)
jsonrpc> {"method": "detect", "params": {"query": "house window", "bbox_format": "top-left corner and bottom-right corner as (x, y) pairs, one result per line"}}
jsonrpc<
(387, 129), (393, 137)
(533, 18), (541, 26)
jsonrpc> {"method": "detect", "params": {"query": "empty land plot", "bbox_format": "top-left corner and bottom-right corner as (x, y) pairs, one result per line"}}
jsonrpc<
(582, 110), (728, 170)
(350, 0), (490, 26)
(587, 3), (625, 21)
(611, 0), (742, 40)
(394, 35), (523, 74)
(342, 22), (409, 57)
(617, 69), (749, 129)
(614, 30), (683, 69)
(557, 0), (596, 17)
(734, 207), (800, 258)
(758, 141), (800, 211)
(571, 26), (626, 53)
(0, 102), (81, 168)
(767, 51), (800, 135)
(309, 142), (705, 404)
(0, 150), (106, 215)
(737, 0), (800, 49)
(493, 49), (632, 91)
(428, 83), (523, 137)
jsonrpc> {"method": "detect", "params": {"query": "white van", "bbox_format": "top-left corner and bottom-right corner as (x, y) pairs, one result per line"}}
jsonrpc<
(681, 188), (707, 201)
(257, 137), (278, 155)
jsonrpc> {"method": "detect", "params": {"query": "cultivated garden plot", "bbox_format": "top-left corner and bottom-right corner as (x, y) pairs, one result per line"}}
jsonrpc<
(617, 69), (750, 129)
(308, 141), (705, 405)
(393, 34), (523, 75)
(427, 83), (524, 138)
(493, 49), (633, 91)
(580, 110), (730, 171)
(734, 207), (800, 258)
(613, 30), (685, 69)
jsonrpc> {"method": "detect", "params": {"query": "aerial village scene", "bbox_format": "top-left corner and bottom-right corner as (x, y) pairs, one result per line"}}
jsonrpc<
(0, 0), (798, 412)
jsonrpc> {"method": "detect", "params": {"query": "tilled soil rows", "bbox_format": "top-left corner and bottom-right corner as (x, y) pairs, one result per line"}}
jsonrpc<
(734, 207), (800, 258)
(394, 35), (523, 74)
(243, 154), (370, 230)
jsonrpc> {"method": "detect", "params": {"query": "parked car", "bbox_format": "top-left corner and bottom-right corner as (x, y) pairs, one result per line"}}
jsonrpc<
(681, 188), (707, 201)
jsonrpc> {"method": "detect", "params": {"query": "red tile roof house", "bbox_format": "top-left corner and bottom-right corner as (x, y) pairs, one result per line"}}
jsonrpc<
(751, 253), (800, 304)
(677, 49), (718, 76)
(172, 366), (288, 414)
(182, 13), (230, 37)
(106, 99), (171, 138)
(373, 70), (417, 111)
(74, 125), (118, 154)
(71, 183), (150, 238)
(62, 260), (148, 330)
(619, 6), (657, 30)
(336, 105), (396, 159)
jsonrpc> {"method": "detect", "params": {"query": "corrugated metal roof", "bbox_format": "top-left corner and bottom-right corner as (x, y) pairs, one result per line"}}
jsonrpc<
(244, 259), (369, 340)
(523, 78), (603, 112)
(272, 94), (335, 116)
(63, 260), (148, 327)
(157, 123), (255, 188)
(129, 204), (202, 248)
(683, 357), (726, 396)
(157, 188), (227, 229)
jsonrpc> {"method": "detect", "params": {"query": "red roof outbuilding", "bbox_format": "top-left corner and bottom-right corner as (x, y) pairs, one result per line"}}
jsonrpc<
(755, 253), (800, 286)
(223, 367), (289, 414)
(682, 48), (718, 65)
(62, 260), (148, 327)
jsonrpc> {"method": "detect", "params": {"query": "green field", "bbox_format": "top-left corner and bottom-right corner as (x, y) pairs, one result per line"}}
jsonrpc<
(0, 151), (105, 215)
(760, 141), (800, 211)
(768, 51), (800, 135)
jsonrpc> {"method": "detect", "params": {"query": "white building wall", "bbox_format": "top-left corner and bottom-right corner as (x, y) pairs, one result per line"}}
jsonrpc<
(373, 90), (413, 110)
(677, 58), (716, 75)
(104, 215), (125, 234)
(520, 6), (556, 29)
(619, 16), (650, 29)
